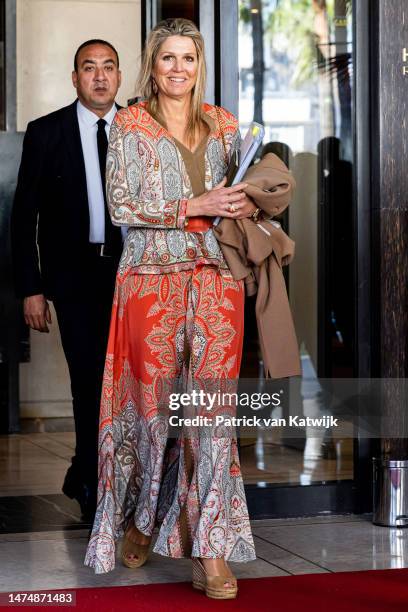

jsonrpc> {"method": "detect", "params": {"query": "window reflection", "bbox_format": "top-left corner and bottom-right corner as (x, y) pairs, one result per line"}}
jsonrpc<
(239, 0), (354, 486)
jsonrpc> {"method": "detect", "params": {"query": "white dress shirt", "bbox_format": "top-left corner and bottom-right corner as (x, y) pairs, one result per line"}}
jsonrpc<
(77, 100), (126, 243)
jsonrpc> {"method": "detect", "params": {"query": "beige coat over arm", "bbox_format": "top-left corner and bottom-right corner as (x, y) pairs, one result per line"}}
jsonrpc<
(213, 153), (302, 379)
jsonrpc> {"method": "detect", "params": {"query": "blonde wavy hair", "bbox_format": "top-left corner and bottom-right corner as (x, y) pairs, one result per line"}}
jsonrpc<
(137, 18), (207, 146)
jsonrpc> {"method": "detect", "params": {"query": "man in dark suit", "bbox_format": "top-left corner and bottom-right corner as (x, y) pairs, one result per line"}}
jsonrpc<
(11, 39), (124, 522)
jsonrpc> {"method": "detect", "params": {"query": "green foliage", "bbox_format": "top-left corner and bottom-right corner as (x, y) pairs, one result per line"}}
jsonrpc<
(267, 0), (318, 86)
(239, 0), (352, 87)
(240, 2), (251, 23)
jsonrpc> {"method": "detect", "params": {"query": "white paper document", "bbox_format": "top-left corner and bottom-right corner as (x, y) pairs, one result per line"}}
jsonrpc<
(213, 122), (265, 226)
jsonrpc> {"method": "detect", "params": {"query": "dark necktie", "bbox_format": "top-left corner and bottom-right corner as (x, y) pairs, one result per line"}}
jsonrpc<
(96, 118), (121, 255)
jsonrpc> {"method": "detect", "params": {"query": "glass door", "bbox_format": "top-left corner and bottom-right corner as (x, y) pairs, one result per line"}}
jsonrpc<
(143, 0), (372, 517)
(237, 0), (361, 516)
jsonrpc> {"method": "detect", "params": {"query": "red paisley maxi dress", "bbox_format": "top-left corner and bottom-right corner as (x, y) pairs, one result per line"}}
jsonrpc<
(84, 102), (256, 573)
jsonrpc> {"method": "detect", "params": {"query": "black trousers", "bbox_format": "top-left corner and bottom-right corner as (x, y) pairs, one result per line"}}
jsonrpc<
(53, 253), (118, 498)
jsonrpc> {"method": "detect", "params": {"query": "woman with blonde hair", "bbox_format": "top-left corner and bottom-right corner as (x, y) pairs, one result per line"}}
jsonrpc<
(85, 17), (258, 599)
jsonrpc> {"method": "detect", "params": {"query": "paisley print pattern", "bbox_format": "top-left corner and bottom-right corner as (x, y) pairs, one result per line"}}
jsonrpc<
(84, 102), (256, 574)
(118, 226), (229, 276)
(84, 266), (256, 573)
(204, 227), (221, 255)
(123, 132), (140, 197)
(157, 138), (183, 200)
(106, 101), (241, 275)
(166, 230), (187, 258)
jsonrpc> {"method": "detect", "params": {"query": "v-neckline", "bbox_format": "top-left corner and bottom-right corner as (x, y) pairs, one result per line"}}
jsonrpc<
(138, 101), (215, 155)
(172, 133), (208, 156)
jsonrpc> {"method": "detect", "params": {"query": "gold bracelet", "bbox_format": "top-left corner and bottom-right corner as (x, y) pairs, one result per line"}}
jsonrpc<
(251, 207), (262, 223)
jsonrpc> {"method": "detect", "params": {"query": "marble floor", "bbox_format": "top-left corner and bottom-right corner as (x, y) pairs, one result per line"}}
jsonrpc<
(3, 515), (408, 593)
(0, 432), (407, 595)
(0, 428), (352, 495)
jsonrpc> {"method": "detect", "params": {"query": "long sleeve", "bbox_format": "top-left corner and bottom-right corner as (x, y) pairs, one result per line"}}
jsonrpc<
(106, 116), (188, 230)
(217, 107), (241, 169)
(10, 121), (47, 298)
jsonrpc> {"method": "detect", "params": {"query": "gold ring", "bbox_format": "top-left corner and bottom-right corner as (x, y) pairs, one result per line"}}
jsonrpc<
(230, 204), (237, 213)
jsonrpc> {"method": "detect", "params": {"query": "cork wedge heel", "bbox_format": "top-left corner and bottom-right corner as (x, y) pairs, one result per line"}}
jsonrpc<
(192, 558), (238, 600)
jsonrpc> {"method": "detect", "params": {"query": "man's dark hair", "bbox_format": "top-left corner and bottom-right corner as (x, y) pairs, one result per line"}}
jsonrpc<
(74, 39), (119, 71)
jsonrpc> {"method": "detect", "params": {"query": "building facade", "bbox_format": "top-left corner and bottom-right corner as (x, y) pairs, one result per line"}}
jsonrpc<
(1, 0), (407, 520)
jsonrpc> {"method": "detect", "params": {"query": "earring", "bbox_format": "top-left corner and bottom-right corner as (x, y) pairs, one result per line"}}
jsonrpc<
(152, 77), (158, 94)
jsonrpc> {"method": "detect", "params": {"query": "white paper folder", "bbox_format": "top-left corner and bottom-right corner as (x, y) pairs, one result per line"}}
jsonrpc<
(213, 122), (265, 226)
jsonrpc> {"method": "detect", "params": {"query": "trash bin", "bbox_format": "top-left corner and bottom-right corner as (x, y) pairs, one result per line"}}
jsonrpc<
(372, 458), (408, 527)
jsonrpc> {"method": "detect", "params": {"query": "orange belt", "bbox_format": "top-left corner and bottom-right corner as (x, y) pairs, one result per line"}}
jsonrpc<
(184, 216), (214, 232)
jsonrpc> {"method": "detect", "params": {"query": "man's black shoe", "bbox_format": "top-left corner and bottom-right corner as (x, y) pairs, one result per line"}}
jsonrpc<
(78, 486), (96, 524)
(62, 473), (96, 524)
(62, 465), (80, 500)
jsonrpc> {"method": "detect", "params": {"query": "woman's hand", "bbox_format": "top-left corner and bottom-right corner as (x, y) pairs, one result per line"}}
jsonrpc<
(231, 193), (258, 219)
(186, 178), (258, 219)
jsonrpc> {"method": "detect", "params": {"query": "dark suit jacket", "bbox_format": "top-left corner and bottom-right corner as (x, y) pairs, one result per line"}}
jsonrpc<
(10, 100), (121, 300)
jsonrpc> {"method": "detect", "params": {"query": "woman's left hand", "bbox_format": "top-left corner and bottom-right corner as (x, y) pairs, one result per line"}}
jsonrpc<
(228, 193), (258, 219)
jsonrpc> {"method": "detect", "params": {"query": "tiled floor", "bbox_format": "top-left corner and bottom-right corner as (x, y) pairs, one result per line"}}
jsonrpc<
(0, 432), (407, 594)
(0, 429), (352, 495)
(3, 515), (408, 592)
(240, 437), (353, 484)
(0, 433), (74, 496)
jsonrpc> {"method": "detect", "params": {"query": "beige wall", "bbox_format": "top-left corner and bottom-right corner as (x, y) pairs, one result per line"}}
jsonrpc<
(17, 0), (141, 131)
(17, 0), (141, 418)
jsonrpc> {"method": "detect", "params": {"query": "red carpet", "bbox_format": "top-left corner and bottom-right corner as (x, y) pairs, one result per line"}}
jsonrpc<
(4, 569), (408, 611)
